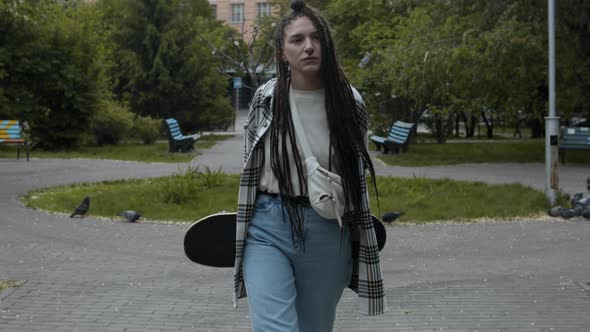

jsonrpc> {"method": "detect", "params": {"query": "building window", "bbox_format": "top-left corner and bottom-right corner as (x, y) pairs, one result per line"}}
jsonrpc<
(257, 2), (271, 18)
(210, 4), (217, 18)
(231, 3), (244, 24)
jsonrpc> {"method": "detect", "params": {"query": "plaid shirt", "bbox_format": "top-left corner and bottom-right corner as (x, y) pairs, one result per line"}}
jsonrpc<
(233, 78), (387, 316)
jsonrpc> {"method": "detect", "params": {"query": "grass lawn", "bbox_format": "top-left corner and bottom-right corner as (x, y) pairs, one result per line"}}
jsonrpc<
(7, 134), (573, 223)
(0, 280), (21, 292)
(0, 134), (234, 163)
(376, 139), (590, 166)
(22, 171), (557, 224)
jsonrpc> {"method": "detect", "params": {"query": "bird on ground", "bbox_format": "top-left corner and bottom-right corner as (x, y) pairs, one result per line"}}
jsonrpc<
(560, 206), (584, 219)
(70, 196), (90, 218)
(570, 193), (584, 208)
(118, 210), (141, 223)
(548, 206), (564, 217)
(382, 211), (404, 223)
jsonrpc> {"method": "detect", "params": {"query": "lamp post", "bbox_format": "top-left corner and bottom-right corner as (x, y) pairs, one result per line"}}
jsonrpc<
(545, 0), (560, 205)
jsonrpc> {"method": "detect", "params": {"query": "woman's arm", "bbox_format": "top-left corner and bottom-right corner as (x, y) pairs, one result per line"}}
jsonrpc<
(351, 87), (369, 151)
(243, 80), (275, 164)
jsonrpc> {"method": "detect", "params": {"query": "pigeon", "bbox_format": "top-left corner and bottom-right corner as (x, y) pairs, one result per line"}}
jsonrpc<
(70, 196), (90, 218)
(559, 207), (578, 219)
(382, 211), (404, 223)
(547, 206), (564, 217)
(118, 210), (141, 223)
(570, 193), (584, 208)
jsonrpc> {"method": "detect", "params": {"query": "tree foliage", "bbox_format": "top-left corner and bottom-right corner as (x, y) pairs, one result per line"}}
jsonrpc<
(98, 0), (233, 131)
(0, 0), (106, 149)
(326, 0), (590, 140)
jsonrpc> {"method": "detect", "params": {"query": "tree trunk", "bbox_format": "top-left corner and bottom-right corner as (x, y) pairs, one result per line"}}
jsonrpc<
(455, 112), (461, 137)
(468, 113), (477, 137)
(529, 118), (544, 138)
(481, 110), (494, 138)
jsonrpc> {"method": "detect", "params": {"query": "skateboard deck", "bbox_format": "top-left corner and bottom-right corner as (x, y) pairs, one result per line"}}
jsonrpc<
(184, 212), (387, 268)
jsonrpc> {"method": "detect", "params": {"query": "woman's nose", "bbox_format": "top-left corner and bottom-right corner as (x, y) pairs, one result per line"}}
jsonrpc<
(304, 39), (314, 54)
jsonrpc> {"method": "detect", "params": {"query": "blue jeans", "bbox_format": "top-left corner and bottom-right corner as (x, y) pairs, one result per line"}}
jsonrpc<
(243, 193), (353, 332)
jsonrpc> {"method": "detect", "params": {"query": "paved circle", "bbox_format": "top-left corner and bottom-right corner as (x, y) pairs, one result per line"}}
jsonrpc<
(1, 134), (590, 331)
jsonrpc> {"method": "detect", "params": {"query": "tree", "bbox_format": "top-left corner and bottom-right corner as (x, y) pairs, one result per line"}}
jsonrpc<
(0, 0), (106, 149)
(100, 0), (233, 131)
(200, 13), (276, 92)
(326, 0), (590, 140)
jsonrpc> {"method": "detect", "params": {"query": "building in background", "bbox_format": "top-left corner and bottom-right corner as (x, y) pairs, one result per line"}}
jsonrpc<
(209, 1), (277, 109)
(209, 0), (273, 42)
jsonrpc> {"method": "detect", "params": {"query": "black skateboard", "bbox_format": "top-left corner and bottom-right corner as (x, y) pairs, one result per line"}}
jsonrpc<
(184, 212), (387, 268)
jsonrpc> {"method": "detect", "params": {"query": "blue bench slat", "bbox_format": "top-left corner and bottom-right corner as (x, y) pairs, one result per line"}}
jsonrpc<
(561, 146), (590, 150)
(0, 120), (30, 161)
(562, 139), (590, 144)
(370, 121), (416, 153)
(559, 127), (590, 163)
(371, 136), (386, 144)
(163, 118), (200, 152)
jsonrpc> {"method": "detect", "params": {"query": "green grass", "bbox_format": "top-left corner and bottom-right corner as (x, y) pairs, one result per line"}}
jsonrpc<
(377, 140), (590, 166)
(22, 172), (557, 223)
(0, 280), (21, 292)
(415, 131), (516, 142)
(371, 177), (558, 222)
(0, 134), (234, 163)
(22, 167), (241, 222)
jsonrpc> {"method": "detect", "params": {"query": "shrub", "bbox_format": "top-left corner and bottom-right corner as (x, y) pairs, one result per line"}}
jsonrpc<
(158, 166), (201, 205)
(132, 116), (162, 145)
(198, 166), (226, 189)
(2, 2), (105, 149)
(91, 102), (134, 146)
(157, 165), (227, 205)
(423, 105), (453, 144)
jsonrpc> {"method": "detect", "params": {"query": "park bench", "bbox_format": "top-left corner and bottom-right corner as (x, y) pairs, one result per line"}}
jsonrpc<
(559, 126), (590, 164)
(370, 121), (416, 154)
(0, 120), (29, 161)
(162, 118), (201, 153)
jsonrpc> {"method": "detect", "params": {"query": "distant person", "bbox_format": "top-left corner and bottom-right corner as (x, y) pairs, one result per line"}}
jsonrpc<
(233, 0), (387, 331)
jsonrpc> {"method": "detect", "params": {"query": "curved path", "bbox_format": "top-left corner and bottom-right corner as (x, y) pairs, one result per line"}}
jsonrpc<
(1, 134), (590, 331)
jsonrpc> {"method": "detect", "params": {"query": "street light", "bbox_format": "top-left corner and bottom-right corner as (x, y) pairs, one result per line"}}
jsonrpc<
(545, 0), (560, 205)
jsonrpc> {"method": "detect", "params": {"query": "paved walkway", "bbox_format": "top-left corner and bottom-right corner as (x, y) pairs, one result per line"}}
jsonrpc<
(1, 128), (590, 331)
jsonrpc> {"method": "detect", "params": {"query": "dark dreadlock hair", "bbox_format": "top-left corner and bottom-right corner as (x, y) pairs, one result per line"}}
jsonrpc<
(270, 0), (378, 241)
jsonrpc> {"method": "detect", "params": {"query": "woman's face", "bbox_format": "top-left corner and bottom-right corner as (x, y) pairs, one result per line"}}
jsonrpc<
(282, 16), (322, 81)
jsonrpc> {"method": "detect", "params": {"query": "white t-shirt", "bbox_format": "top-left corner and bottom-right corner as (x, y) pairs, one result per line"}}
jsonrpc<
(258, 88), (332, 196)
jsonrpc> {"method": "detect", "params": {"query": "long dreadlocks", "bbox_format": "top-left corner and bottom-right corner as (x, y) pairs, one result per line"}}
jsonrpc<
(270, 0), (378, 242)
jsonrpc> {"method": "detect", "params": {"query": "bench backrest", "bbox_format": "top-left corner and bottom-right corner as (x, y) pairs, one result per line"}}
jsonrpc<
(561, 127), (590, 147)
(0, 120), (22, 140)
(387, 121), (415, 143)
(163, 118), (184, 139)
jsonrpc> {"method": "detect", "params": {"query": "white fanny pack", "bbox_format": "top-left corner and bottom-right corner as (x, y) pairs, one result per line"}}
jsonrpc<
(289, 88), (346, 227)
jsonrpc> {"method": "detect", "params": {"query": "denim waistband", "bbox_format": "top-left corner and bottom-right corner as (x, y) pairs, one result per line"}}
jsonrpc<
(257, 190), (310, 205)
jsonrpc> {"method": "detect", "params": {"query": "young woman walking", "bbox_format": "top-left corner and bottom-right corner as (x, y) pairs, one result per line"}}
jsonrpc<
(233, 1), (387, 330)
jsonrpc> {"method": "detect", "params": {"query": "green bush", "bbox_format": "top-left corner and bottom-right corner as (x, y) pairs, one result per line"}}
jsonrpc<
(158, 167), (201, 205)
(1, 2), (105, 149)
(423, 105), (453, 144)
(193, 96), (234, 131)
(91, 102), (133, 146)
(198, 166), (226, 189)
(157, 165), (227, 205)
(132, 116), (162, 145)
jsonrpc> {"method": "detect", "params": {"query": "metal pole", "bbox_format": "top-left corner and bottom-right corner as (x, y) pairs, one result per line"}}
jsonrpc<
(234, 87), (239, 132)
(545, 0), (560, 205)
